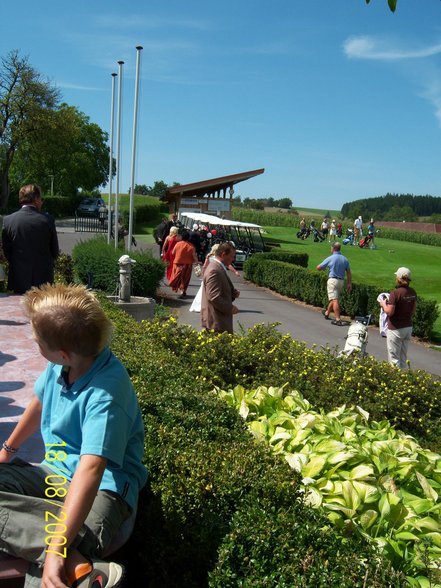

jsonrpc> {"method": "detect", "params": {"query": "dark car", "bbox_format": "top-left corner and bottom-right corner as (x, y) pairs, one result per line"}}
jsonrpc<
(76, 197), (107, 217)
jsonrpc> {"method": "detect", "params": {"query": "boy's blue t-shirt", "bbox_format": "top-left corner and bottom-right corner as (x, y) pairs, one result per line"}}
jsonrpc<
(34, 347), (148, 509)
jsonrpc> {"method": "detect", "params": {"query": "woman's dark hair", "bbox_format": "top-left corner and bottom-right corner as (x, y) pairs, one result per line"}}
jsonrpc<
(180, 230), (190, 241)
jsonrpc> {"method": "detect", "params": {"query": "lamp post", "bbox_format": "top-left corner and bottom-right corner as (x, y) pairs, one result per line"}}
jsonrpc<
(107, 72), (117, 244)
(114, 60), (124, 249)
(128, 46), (143, 251)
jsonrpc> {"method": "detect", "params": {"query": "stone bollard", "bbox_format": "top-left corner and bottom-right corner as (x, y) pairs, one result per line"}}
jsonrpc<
(118, 254), (136, 302)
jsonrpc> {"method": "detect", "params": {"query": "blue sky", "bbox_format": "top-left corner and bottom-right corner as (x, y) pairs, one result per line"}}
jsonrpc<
(2, 0), (441, 210)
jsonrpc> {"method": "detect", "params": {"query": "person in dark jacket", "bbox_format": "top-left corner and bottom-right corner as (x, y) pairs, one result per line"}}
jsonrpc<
(2, 184), (59, 294)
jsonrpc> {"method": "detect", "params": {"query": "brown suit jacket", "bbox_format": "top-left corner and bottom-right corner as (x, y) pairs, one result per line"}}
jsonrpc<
(201, 259), (237, 333)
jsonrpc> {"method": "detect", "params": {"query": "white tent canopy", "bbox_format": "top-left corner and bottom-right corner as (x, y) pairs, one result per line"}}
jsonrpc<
(179, 212), (262, 230)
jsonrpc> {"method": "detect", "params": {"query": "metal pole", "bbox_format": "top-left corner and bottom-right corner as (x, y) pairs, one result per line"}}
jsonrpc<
(128, 46), (143, 252)
(107, 72), (117, 244)
(114, 60), (124, 249)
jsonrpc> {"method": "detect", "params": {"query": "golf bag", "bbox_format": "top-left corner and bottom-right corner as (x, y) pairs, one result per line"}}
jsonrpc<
(311, 226), (325, 242)
(338, 315), (371, 357)
(359, 234), (373, 249)
(342, 229), (354, 245)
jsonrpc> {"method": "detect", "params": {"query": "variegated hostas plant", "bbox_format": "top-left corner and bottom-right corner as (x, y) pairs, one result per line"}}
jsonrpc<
(217, 384), (441, 587)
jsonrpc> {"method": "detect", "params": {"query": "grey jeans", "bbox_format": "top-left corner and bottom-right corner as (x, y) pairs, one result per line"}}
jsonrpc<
(386, 326), (413, 369)
(0, 458), (130, 587)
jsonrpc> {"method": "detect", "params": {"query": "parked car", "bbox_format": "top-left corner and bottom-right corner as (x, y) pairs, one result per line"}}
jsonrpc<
(76, 198), (107, 217)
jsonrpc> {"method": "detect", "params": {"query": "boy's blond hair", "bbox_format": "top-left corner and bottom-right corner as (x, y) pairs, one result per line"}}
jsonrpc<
(23, 284), (113, 356)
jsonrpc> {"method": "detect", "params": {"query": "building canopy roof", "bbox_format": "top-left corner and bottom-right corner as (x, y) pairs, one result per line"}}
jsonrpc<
(165, 168), (264, 201)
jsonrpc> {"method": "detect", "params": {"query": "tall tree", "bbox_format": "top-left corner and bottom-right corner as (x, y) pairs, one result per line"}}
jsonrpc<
(0, 50), (59, 207)
(148, 180), (169, 199)
(9, 103), (110, 198)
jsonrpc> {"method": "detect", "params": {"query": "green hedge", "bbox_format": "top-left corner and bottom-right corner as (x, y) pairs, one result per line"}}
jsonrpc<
(99, 301), (402, 587)
(72, 237), (165, 296)
(249, 250), (309, 267)
(244, 255), (439, 339)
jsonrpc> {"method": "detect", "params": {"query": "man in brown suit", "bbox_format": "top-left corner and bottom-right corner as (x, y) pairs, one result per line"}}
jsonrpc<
(201, 242), (240, 333)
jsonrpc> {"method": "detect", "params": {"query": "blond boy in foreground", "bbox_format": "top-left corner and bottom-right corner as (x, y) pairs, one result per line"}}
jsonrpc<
(0, 284), (147, 588)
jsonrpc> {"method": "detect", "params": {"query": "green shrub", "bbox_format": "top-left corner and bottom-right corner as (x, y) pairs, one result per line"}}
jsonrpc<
(244, 256), (439, 339)
(251, 250), (309, 267)
(139, 321), (441, 452)
(95, 302), (399, 587)
(72, 237), (165, 296)
(210, 493), (404, 587)
(54, 253), (74, 284)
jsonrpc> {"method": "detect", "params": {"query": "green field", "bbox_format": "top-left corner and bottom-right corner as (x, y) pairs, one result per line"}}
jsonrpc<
(264, 226), (441, 341)
(295, 206), (341, 218)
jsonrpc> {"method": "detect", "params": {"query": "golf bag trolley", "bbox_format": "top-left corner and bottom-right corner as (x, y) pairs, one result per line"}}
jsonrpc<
(359, 234), (374, 249)
(342, 229), (354, 245)
(338, 315), (372, 358)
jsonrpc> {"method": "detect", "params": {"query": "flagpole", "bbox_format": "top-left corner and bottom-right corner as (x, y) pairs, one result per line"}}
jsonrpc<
(114, 60), (124, 249)
(107, 72), (117, 244)
(128, 46), (143, 252)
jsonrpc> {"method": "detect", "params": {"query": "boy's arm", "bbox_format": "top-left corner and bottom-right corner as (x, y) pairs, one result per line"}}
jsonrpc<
(42, 454), (107, 587)
(0, 396), (42, 463)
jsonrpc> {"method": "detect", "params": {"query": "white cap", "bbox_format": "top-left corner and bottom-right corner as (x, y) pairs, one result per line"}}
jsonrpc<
(193, 223), (199, 230)
(394, 267), (411, 279)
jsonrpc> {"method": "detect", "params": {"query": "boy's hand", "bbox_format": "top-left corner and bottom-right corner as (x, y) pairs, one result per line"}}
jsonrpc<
(41, 552), (69, 588)
(0, 448), (13, 463)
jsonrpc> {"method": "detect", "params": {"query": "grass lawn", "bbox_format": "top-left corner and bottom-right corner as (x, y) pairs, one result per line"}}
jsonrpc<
(264, 226), (441, 341)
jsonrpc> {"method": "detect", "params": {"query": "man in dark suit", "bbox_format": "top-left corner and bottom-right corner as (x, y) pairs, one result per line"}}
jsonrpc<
(201, 242), (240, 334)
(2, 184), (59, 294)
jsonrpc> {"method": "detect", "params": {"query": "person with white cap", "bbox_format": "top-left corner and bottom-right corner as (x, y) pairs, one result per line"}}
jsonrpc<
(353, 216), (363, 245)
(378, 267), (417, 369)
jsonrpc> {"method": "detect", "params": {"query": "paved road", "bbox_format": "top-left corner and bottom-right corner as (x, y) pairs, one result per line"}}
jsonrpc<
(55, 225), (441, 378)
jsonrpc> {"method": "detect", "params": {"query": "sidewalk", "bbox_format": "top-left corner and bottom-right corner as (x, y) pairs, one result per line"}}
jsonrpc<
(0, 294), (46, 464)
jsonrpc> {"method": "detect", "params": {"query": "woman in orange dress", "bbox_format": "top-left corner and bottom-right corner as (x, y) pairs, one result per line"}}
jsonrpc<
(169, 230), (198, 299)
(162, 226), (179, 282)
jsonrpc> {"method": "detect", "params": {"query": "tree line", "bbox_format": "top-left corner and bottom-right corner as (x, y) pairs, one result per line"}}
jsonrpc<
(1, 50), (110, 209)
(341, 194), (441, 221)
(233, 196), (293, 210)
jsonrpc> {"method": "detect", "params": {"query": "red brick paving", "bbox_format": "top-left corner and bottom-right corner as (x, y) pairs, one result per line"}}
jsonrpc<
(0, 293), (46, 463)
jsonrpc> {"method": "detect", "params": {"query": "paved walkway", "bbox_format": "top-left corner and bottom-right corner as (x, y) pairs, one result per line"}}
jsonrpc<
(0, 294), (46, 463)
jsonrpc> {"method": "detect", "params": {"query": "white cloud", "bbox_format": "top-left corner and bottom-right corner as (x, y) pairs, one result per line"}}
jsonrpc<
(419, 76), (441, 127)
(343, 35), (441, 129)
(57, 82), (106, 92)
(343, 35), (441, 61)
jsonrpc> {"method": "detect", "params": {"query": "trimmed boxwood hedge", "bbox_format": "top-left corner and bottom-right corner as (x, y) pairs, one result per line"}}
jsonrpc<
(72, 237), (165, 296)
(243, 254), (439, 339)
(99, 298), (403, 587)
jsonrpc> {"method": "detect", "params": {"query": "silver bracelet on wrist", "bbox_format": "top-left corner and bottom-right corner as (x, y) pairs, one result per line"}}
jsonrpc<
(2, 442), (19, 454)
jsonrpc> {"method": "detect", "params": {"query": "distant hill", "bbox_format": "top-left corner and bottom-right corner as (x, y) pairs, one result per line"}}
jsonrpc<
(341, 193), (441, 221)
